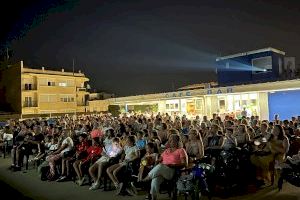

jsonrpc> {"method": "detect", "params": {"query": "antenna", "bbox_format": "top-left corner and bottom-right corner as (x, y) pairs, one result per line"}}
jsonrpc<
(73, 58), (75, 76)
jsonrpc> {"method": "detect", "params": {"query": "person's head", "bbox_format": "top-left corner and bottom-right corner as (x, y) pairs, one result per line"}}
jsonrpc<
(211, 124), (219, 134)
(137, 131), (144, 140)
(92, 137), (101, 146)
(168, 134), (181, 149)
(272, 124), (285, 140)
(126, 135), (136, 147)
(283, 120), (289, 127)
(225, 127), (234, 136)
(106, 129), (115, 139)
(168, 128), (180, 136)
(188, 129), (200, 141)
(146, 142), (156, 154)
(200, 122), (207, 129)
(261, 123), (269, 133)
(62, 129), (72, 138)
(238, 124), (247, 134)
(241, 118), (248, 126)
(162, 123), (167, 130)
(79, 133), (87, 142)
(112, 137), (120, 147)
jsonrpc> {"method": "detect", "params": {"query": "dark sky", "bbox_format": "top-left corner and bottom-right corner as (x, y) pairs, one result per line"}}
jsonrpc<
(1, 0), (300, 96)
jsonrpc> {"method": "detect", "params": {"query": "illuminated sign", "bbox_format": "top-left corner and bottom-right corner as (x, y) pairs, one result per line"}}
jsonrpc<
(207, 87), (233, 95)
(165, 91), (192, 98)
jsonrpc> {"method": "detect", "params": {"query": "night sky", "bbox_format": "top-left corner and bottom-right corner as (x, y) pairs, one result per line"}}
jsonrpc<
(1, 0), (300, 96)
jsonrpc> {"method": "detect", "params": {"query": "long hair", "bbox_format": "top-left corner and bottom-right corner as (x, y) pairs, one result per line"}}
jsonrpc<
(274, 124), (285, 140)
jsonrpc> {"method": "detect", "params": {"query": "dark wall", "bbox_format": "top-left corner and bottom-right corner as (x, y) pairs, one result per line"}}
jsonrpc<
(0, 64), (21, 113)
(217, 51), (284, 86)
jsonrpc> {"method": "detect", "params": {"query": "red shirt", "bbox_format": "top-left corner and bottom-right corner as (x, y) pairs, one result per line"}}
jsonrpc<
(82, 146), (102, 162)
(76, 141), (89, 153)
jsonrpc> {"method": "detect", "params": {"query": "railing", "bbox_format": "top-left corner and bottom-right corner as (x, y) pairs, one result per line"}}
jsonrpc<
(22, 84), (37, 91)
(23, 101), (37, 107)
(77, 87), (87, 92)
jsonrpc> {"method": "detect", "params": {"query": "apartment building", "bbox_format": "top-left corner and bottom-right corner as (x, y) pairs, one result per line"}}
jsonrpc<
(0, 61), (89, 115)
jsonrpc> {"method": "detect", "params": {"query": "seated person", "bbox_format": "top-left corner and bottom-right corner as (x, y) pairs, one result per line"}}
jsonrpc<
(106, 135), (139, 195)
(12, 132), (32, 170)
(185, 129), (204, 162)
(136, 131), (147, 150)
(73, 137), (102, 186)
(138, 142), (159, 182)
(221, 128), (237, 150)
(88, 137), (122, 190)
(142, 133), (188, 200)
(46, 129), (74, 181)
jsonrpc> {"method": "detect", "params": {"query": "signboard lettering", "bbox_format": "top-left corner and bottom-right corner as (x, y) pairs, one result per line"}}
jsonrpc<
(207, 87), (233, 95)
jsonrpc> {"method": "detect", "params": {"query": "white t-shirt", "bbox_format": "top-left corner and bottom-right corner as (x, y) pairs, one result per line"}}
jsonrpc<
(3, 133), (13, 141)
(124, 145), (138, 161)
(60, 137), (74, 154)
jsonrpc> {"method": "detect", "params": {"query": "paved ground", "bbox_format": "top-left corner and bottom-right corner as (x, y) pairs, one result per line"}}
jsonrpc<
(0, 157), (299, 200)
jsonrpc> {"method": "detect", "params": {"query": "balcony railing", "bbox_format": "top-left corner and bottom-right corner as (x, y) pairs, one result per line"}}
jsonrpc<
(23, 101), (37, 107)
(22, 84), (37, 91)
(77, 87), (87, 92)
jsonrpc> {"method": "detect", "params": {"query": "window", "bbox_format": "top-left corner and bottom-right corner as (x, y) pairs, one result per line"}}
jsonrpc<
(166, 104), (169, 109)
(252, 56), (272, 73)
(58, 82), (67, 87)
(40, 95), (57, 102)
(24, 83), (32, 90)
(47, 81), (55, 86)
(219, 99), (226, 110)
(60, 95), (75, 102)
(175, 103), (179, 109)
(66, 80), (74, 86)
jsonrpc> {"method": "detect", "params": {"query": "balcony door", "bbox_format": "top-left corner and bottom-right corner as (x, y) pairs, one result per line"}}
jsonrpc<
(25, 97), (32, 107)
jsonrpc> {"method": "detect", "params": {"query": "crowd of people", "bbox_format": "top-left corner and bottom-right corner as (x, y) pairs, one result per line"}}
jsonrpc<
(0, 112), (300, 200)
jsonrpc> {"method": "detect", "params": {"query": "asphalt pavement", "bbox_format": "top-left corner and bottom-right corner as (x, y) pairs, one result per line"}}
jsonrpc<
(0, 157), (299, 200)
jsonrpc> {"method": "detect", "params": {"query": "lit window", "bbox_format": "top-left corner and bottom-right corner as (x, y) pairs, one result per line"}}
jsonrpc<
(59, 82), (67, 87)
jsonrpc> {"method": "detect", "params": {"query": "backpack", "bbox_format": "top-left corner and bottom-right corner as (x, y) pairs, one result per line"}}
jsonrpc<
(176, 174), (194, 192)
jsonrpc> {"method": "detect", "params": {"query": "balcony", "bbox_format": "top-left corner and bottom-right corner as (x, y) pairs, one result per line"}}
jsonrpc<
(77, 87), (87, 92)
(23, 101), (37, 107)
(22, 84), (37, 91)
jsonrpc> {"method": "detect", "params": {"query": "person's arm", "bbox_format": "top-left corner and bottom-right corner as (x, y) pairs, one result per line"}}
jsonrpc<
(282, 137), (290, 154)
(245, 133), (251, 143)
(52, 143), (67, 155)
(197, 141), (205, 159)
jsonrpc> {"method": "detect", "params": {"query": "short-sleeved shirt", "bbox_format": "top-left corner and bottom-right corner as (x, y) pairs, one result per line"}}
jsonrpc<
(124, 145), (138, 161)
(136, 139), (146, 149)
(105, 145), (122, 158)
(61, 137), (74, 154)
(161, 148), (186, 165)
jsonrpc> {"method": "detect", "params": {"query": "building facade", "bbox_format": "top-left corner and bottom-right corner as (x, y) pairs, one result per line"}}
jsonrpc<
(89, 79), (300, 121)
(88, 47), (300, 121)
(216, 47), (286, 86)
(0, 61), (89, 115)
